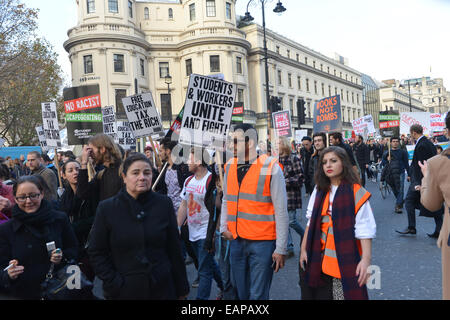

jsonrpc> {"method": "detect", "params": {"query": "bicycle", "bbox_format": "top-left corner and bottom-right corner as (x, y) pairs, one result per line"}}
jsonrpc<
(377, 163), (392, 199)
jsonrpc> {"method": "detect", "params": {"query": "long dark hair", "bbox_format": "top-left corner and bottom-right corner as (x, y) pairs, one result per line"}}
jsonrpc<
(314, 146), (361, 192)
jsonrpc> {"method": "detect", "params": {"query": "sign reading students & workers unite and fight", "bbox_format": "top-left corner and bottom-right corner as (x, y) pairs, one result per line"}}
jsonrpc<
(313, 95), (342, 133)
(272, 110), (292, 137)
(179, 74), (236, 148)
(41, 102), (61, 148)
(63, 84), (103, 145)
(122, 92), (164, 140)
(102, 105), (117, 141)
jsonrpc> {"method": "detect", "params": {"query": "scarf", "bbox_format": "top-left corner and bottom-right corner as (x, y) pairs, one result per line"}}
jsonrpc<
(304, 181), (369, 300)
(12, 200), (56, 239)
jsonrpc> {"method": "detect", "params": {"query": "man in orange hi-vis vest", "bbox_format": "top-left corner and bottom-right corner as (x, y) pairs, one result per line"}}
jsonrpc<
(220, 123), (289, 300)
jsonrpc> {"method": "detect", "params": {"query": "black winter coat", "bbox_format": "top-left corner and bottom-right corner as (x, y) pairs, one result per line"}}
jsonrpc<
(0, 202), (78, 299)
(88, 188), (189, 300)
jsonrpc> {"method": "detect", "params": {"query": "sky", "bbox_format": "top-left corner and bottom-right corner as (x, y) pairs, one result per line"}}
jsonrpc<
(23, 0), (450, 89)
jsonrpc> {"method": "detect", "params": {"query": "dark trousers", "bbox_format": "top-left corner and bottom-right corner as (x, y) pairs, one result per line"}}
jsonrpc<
(358, 162), (367, 187)
(299, 267), (333, 300)
(404, 184), (444, 232)
(181, 224), (198, 270)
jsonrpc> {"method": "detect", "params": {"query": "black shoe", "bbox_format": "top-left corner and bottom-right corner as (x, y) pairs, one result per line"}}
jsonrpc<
(396, 227), (416, 235)
(427, 232), (439, 238)
(395, 206), (403, 214)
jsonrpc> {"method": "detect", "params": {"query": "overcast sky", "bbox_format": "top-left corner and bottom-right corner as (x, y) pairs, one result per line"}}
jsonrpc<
(23, 0), (450, 89)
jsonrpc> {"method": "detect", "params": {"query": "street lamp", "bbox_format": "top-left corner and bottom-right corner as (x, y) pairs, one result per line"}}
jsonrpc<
(399, 80), (419, 112)
(242, 0), (286, 153)
(165, 74), (172, 121)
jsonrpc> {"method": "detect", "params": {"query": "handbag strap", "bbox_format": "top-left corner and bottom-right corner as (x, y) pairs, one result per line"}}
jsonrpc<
(45, 263), (56, 280)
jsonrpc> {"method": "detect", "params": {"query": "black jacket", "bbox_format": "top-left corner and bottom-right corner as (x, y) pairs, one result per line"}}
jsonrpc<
(336, 142), (357, 166)
(409, 136), (437, 184)
(0, 202), (78, 299)
(353, 142), (370, 166)
(59, 186), (96, 247)
(88, 188), (189, 300)
(153, 163), (190, 195)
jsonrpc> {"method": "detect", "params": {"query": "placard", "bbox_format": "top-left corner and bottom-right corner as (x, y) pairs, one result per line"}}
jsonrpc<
(116, 121), (136, 150)
(295, 130), (308, 144)
(41, 102), (61, 148)
(400, 112), (431, 136)
(35, 125), (48, 152)
(430, 113), (445, 134)
(379, 111), (400, 137)
(272, 110), (292, 137)
(102, 106), (117, 141)
(179, 74), (236, 148)
(63, 84), (103, 145)
(352, 114), (376, 138)
(122, 92), (164, 140)
(313, 95), (342, 133)
(232, 102), (244, 123)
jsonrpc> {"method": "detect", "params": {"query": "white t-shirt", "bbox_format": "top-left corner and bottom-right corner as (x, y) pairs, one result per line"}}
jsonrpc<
(181, 171), (212, 242)
(306, 185), (376, 239)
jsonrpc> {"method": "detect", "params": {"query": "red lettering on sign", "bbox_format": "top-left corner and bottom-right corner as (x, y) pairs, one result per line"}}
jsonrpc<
(64, 94), (101, 113)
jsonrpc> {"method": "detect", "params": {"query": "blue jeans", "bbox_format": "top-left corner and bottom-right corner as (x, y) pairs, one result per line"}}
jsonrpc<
(396, 172), (405, 206)
(287, 209), (305, 252)
(192, 238), (223, 300)
(215, 234), (238, 300)
(229, 238), (275, 300)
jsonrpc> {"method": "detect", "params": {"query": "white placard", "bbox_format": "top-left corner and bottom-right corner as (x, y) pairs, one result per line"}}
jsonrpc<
(102, 106), (117, 141)
(122, 92), (164, 139)
(430, 113), (445, 132)
(400, 112), (431, 136)
(41, 102), (61, 148)
(35, 125), (48, 152)
(352, 115), (376, 138)
(116, 121), (136, 150)
(295, 130), (309, 144)
(179, 74), (236, 148)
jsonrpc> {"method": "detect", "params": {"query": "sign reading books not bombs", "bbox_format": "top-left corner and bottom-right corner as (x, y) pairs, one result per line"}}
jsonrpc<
(122, 92), (164, 140)
(63, 84), (103, 145)
(179, 74), (236, 148)
(313, 95), (342, 133)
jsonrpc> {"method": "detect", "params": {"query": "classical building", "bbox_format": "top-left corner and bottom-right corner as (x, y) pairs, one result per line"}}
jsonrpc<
(64, 0), (366, 140)
(379, 80), (424, 113)
(361, 74), (382, 128)
(401, 77), (449, 114)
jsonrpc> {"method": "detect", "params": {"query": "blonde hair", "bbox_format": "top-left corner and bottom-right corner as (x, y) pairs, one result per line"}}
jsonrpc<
(278, 136), (292, 156)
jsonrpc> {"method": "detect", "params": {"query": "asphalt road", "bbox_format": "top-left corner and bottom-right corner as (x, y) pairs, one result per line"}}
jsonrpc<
(185, 177), (443, 300)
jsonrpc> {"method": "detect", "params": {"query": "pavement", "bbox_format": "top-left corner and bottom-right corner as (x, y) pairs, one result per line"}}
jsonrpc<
(185, 176), (443, 300)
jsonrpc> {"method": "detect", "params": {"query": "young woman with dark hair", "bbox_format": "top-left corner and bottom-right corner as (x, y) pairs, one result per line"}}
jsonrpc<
(299, 146), (376, 300)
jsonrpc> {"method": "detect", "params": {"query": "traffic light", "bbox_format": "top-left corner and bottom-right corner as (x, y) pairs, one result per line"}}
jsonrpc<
(297, 98), (306, 125)
(270, 96), (282, 113)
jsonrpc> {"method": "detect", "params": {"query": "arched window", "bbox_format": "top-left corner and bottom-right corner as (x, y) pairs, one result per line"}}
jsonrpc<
(144, 7), (149, 20)
(168, 8), (173, 19)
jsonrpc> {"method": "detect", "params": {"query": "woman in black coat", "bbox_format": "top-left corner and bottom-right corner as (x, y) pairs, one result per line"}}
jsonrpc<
(0, 176), (78, 299)
(88, 153), (189, 300)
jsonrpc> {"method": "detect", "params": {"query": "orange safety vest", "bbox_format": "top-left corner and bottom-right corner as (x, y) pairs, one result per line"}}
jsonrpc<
(320, 184), (371, 279)
(224, 154), (280, 240)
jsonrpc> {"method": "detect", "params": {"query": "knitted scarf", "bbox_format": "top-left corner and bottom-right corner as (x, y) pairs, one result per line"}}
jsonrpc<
(304, 181), (369, 300)
(12, 200), (55, 239)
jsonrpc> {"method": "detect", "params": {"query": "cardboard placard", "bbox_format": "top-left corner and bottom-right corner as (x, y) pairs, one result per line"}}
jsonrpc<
(352, 114), (376, 138)
(179, 74), (236, 148)
(102, 106), (118, 141)
(379, 111), (400, 137)
(400, 112), (431, 136)
(295, 129), (308, 144)
(313, 95), (342, 133)
(35, 125), (48, 152)
(122, 92), (164, 140)
(272, 110), (292, 137)
(41, 102), (61, 148)
(116, 121), (136, 150)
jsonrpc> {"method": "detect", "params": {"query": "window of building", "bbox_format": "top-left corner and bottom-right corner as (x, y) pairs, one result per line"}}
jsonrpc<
(278, 70), (282, 85)
(189, 3), (196, 21)
(305, 57), (308, 65)
(287, 49), (290, 59)
(289, 98), (294, 114)
(328, 85), (331, 96)
(296, 53), (299, 62)
(168, 8), (173, 19)
(341, 89), (344, 100)
(236, 56), (242, 74)
(334, 69), (336, 76)
(185, 58), (192, 76)
(160, 94), (172, 121)
(206, 0), (216, 17)
(159, 62), (169, 78)
(357, 93), (359, 105)
(345, 74), (348, 81)
(210, 55), (220, 72)
(313, 61), (316, 68)
(321, 83), (325, 96)
(306, 78), (310, 92)
(128, 1), (133, 18)
(226, 2), (232, 19)
(144, 7), (149, 19)
(276, 46), (280, 54)
(115, 89), (127, 116)
(335, 87), (337, 96)
(83, 55), (93, 74)
(113, 54), (124, 72)
(237, 89), (244, 102)
(340, 72), (342, 78)
(108, 0), (118, 13)
(297, 76), (301, 90)
(327, 66), (330, 73)
(288, 73), (292, 88)
(346, 91), (349, 102)
(140, 58), (145, 76)
(352, 92), (354, 104)
(320, 64), (323, 71)
(87, 0), (95, 14)
(314, 80), (317, 94)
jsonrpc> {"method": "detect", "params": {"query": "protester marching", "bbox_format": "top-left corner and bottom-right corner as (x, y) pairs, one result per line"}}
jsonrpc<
(0, 71), (449, 304)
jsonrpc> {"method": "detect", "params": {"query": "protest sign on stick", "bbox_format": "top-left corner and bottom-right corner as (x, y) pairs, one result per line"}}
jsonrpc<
(400, 112), (431, 136)
(179, 74), (236, 149)
(352, 115), (376, 139)
(313, 95), (342, 134)
(116, 120), (136, 150)
(122, 92), (164, 140)
(379, 111), (400, 137)
(41, 102), (61, 148)
(35, 126), (49, 152)
(272, 110), (292, 138)
(102, 106), (117, 141)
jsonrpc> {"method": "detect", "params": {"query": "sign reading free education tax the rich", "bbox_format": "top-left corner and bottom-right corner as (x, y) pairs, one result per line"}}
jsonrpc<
(179, 74), (236, 148)
(63, 84), (103, 145)
(122, 92), (164, 140)
(41, 102), (61, 148)
(313, 95), (342, 134)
